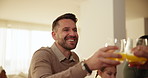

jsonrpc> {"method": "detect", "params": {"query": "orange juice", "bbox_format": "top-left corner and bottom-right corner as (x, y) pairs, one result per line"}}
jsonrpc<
(108, 53), (126, 62)
(126, 54), (147, 64)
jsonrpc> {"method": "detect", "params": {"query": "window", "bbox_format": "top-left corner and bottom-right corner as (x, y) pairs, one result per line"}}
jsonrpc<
(0, 28), (54, 74)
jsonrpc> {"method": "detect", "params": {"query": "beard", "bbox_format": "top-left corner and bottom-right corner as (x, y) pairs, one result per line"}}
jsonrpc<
(58, 36), (78, 50)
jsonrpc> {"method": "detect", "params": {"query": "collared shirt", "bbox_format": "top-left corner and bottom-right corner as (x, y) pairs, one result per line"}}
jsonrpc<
(28, 43), (87, 78)
(51, 43), (75, 62)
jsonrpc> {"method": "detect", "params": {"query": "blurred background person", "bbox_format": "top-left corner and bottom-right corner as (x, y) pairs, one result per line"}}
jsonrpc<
(123, 35), (148, 78)
(95, 66), (116, 78)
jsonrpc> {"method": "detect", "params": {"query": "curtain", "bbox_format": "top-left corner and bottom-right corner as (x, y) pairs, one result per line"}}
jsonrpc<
(0, 28), (54, 74)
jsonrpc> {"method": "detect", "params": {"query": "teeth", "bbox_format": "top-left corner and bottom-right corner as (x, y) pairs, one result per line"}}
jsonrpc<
(68, 39), (74, 41)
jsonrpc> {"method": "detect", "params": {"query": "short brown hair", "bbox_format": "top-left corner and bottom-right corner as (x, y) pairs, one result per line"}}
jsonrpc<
(52, 13), (77, 32)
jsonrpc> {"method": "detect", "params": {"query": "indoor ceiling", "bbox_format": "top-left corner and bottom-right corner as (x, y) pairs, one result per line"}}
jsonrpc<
(0, 0), (85, 25)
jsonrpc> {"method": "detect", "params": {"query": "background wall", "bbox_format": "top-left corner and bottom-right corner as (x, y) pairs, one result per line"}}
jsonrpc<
(77, 0), (126, 78)
(78, 1), (115, 77)
(126, 0), (148, 39)
(78, 0), (114, 59)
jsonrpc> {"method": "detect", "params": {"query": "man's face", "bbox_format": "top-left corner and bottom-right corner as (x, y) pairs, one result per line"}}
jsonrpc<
(52, 19), (79, 50)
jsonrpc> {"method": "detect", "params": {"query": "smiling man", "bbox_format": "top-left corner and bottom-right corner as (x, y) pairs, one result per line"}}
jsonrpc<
(28, 13), (121, 78)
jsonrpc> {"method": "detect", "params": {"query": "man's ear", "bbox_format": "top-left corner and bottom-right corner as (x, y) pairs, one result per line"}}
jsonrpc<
(52, 31), (56, 40)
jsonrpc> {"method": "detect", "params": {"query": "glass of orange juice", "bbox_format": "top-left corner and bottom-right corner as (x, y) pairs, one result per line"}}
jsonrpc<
(105, 38), (126, 63)
(125, 38), (147, 65)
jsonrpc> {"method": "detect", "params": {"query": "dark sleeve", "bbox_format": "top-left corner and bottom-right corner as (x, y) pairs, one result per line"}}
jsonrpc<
(123, 62), (137, 78)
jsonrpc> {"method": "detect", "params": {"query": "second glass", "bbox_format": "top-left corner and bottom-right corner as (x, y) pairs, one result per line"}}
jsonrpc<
(125, 38), (147, 65)
(105, 38), (126, 63)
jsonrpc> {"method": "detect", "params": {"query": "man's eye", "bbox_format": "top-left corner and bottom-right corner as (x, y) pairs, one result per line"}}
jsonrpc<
(107, 72), (112, 76)
(73, 29), (77, 32)
(63, 29), (69, 31)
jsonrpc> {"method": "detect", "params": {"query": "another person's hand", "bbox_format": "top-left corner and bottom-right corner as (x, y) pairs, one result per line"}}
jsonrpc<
(129, 45), (148, 69)
(133, 46), (148, 58)
(85, 46), (122, 71)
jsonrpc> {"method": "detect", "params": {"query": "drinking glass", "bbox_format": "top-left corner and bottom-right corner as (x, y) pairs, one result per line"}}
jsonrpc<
(105, 38), (126, 62)
(125, 38), (147, 65)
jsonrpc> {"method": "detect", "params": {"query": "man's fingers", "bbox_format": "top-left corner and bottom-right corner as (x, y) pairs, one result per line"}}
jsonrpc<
(99, 52), (122, 58)
(99, 58), (121, 66)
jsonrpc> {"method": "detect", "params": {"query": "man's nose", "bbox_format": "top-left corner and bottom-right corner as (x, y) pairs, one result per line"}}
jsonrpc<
(69, 30), (76, 36)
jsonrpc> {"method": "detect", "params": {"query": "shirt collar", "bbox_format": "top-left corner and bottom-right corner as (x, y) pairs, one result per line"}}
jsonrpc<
(51, 43), (75, 62)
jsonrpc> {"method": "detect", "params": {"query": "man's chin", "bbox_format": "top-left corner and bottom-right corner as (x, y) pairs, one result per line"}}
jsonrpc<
(67, 45), (76, 50)
(65, 43), (77, 50)
(69, 46), (76, 49)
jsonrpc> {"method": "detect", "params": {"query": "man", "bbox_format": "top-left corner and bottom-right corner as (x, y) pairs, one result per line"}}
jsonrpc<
(123, 35), (148, 78)
(28, 13), (121, 78)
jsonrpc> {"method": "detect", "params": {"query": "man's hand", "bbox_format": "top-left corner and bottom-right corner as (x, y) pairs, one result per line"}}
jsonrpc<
(85, 46), (122, 71)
